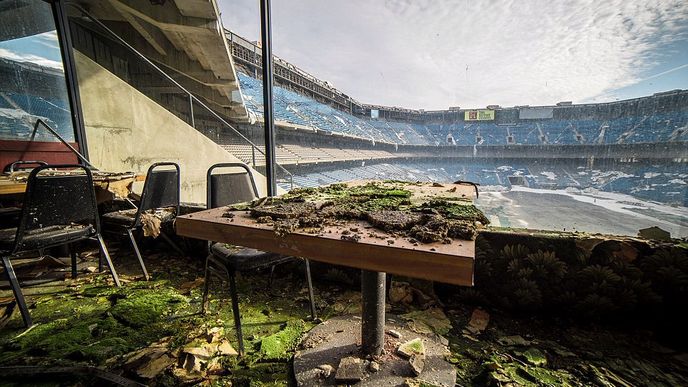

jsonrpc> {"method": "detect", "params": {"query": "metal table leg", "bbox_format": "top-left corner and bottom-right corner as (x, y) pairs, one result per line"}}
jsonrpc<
(361, 270), (385, 356)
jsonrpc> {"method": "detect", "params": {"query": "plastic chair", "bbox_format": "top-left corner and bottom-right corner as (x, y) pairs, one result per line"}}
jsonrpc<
(201, 162), (316, 356)
(0, 164), (120, 328)
(101, 162), (183, 280)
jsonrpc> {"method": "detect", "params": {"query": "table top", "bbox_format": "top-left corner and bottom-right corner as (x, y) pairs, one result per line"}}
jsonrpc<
(0, 170), (144, 197)
(176, 181), (479, 286)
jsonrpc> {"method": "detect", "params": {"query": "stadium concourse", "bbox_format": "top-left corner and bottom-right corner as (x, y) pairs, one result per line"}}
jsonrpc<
(217, 71), (688, 238)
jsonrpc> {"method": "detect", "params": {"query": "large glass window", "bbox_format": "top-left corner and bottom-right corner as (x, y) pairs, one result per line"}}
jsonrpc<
(0, 0), (75, 144)
(220, 1), (687, 239)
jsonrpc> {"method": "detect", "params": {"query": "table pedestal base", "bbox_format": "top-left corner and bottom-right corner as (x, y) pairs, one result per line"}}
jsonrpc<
(293, 315), (456, 386)
(361, 270), (385, 356)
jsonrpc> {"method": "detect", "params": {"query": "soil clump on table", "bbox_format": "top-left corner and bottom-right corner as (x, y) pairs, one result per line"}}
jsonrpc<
(229, 181), (489, 242)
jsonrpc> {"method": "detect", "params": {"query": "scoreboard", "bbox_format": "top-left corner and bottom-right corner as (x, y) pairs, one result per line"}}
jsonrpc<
(464, 109), (495, 121)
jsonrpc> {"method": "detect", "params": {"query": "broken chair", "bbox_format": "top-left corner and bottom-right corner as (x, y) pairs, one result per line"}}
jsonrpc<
(101, 162), (183, 280)
(201, 162), (316, 356)
(0, 164), (120, 328)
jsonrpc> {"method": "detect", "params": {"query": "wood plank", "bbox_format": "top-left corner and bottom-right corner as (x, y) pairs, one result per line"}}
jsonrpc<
(0, 179), (25, 195)
(177, 209), (474, 286)
(0, 172), (143, 198)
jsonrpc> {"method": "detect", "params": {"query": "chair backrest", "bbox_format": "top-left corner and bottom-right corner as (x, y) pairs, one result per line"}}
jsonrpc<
(6, 160), (48, 173)
(13, 164), (99, 253)
(135, 162), (180, 225)
(207, 163), (259, 209)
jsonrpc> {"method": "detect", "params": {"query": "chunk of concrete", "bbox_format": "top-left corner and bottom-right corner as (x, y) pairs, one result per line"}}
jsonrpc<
(464, 308), (489, 335)
(387, 329), (402, 339)
(335, 356), (364, 383)
(317, 364), (334, 378)
(498, 335), (530, 347)
(409, 353), (425, 376)
(217, 340), (238, 356)
(397, 338), (426, 359)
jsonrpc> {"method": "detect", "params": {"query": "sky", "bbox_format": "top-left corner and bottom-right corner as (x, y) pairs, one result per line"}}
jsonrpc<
(219, 0), (688, 109)
(0, 30), (63, 69)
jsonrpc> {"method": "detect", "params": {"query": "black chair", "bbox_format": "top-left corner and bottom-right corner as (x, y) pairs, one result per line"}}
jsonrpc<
(0, 164), (120, 328)
(201, 162), (316, 356)
(101, 162), (183, 280)
(1, 161), (50, 225)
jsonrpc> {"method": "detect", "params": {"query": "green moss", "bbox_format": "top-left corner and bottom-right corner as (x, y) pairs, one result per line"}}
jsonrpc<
(0, 279), (194, 366)
(398, 338), (426, 356)
(484, 353), (573, 386)
(522, 348), (547, 366)
(110, 288), (188, 327)
(243, 181), (488, 242)
(418, 199), (490, 225)
(224, 361), (288, 386)
(258, 320), (306, 361)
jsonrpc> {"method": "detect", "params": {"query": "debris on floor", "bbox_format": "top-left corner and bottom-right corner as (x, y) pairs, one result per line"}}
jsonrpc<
(1, 240), (688, 386)
(334, 356), (364, 383)
(463, 308), (490, 336)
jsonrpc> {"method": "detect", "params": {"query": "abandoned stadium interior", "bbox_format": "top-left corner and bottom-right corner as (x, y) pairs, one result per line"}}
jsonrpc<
(1, 0), (687, 386)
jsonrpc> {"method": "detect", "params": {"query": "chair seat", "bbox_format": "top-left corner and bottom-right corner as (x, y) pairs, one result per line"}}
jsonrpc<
(102, 208), (175, 226)
(0, 224), (95, 251)
(210, 243), (293, 271)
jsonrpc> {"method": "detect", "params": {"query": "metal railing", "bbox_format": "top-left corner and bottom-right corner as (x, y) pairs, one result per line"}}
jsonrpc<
(66, 2), (293, 190)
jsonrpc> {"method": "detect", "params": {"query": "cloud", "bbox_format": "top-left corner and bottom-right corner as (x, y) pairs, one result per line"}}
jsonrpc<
(638, 63), (688, 82)
(220, 0), (688, 109)
(0, 47), (63, 70)
(35, 30), (60, 49)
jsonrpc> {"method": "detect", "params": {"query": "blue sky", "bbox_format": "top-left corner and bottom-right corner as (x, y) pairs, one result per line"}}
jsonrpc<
(220, 0), (688, 109)
(0, 30), (63, 69)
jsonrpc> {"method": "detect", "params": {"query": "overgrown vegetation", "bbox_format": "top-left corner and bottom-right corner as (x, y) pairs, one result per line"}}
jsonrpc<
(2, 189), (687, 385)
(232, 181), (489, 241)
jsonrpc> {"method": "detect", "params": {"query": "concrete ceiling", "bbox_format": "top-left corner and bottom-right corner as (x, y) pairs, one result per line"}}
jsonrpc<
(71, 0), (247, 121)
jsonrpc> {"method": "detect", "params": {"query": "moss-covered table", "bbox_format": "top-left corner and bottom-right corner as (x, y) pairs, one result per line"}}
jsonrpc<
(176, 180), (481, 371)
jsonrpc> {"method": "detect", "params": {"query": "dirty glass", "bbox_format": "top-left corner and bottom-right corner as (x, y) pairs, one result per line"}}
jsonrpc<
(0, 0), (75, 143)
(221, 1), (688, 238)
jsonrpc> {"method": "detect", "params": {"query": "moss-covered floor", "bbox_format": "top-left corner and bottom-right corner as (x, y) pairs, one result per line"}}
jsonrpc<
(1, 240), (687, 386)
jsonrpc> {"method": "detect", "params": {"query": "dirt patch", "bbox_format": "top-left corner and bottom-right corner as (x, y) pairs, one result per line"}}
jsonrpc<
(234, 181), (489, 243)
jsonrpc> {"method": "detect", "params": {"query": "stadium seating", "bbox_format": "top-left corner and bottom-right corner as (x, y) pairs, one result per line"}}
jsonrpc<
(234, 72), (687, 208)
(239, 72), (687, 147)
(0, 93), (73, 141)
(285, 159), (687, 206)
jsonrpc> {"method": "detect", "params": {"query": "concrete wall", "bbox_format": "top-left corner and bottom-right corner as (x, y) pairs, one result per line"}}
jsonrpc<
(74, 51), (268, 203)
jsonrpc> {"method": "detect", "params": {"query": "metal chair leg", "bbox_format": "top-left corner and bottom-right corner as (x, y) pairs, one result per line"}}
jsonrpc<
(2, 256), (32, 327)
(268, 265), (276, 288)
(159, 231), (185, 256)
(69, 244), (78, 279)
(126, 228), (149, 280)
(228, 271), (245, 356)
(97, 235), (121, 287)
(304, 259), (317, 320)
(201, 255), (212, 314)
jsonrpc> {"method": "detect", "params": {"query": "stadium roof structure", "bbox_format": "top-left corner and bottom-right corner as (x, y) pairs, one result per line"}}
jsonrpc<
(71, 0), (247, 120)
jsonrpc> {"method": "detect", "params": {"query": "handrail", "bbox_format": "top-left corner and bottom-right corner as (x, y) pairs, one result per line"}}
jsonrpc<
(65, 2), (293, 189)
(24, 119), (96, 169)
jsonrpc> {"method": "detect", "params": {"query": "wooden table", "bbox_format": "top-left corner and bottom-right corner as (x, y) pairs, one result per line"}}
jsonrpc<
(176, 181), (477, 356)
(0, 171), (144, 200)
